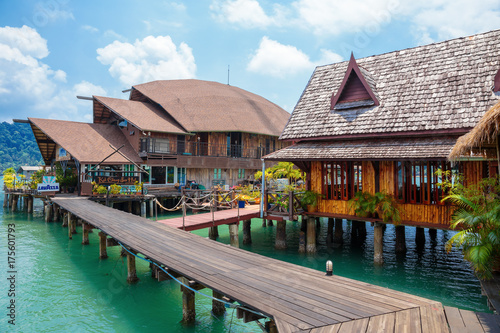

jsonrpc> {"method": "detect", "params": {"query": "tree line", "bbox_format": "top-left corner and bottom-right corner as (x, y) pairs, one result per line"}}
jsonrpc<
(0, 121), (43, 173)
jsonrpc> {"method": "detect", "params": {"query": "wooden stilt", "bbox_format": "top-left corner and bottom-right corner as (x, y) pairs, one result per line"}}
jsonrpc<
(127, 250), (139, 284)
(23, 196), (28, 211)
(68, 212), (73, 239)
(306, 217), (316, 254)
(127, 201), (133, 213)
(298, 231), (306, 253)
(351, 220), (358, 238)
(275, 220), (287, 250)
(395, 225), (407, 253)
(266, 320), (278, 333)
(333, 218), (344, 245)
(267, 219), (274, 227)
(3, 193), (8, 208)
(12, 195), (19, 212)
(44, 202), (52, 222)
(71, 216), (77, 234)
(228, 223), (239, 248)
(358, 221), (367, 237)
(62, 212), (68, 227)
(242, 219), (252, 245)
(82, 223), (90, 245)
(316, 217), (321, 230)
(327, 218), (334, 245)
(52, 204), (60, 222)
(212, 290), (226, 316)
(99, 232), (108, 259)
(9, 193), (14, 208)
(27, 196), (33, 214)
(262, 219), (267, 227)
(416, 227), (426, 247)
(181, 277), (196, 323)
(149, 199), (154, 217)
(428, 228), (437, 240)
(374, 223), (384, 265)
(208, 226), (218, 240)
(141, 201), (146, 218)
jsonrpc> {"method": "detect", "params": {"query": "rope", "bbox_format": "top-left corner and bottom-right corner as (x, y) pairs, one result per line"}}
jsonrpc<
(117, 241), (268, 319)
(154, 198), (183, 212)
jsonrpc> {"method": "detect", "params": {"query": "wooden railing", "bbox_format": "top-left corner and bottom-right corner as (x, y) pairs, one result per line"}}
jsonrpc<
(264, 190), (304, 220)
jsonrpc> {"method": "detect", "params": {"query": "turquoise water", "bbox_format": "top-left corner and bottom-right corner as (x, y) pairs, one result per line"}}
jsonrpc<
(0, 194), (490, 332)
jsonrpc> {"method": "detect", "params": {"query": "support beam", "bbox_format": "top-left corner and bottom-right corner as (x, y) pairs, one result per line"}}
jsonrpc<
(3, 193), (8, 208)
(327, 218), (334, 245)
(428, 228), (437, 241)
(52, 204), (60, 222)
(12, 195), (18, 212)
(62, 212), (68, 227)
(262, 219), (267, 227)
(208, 226), (219, 240)
(374, 223), (384, 265)
(242, 219), (252, 245)
(70, 214), (77, 234)
(149, 199), (154, 217)
(126, 250), (139, 284)
(68, 212), (74, 239)
(395, 225), (406, 253)
(416, 227), (426, 248)
(267, 219), (274, 227)
(44, 202), (52, 222)
(228, 223), (239, 248)
(27, 196), (33, 214)
(141, 201), (146, 218)
(333, 218), (344, 245)
(306, 217), (316, 254)
(82, 223), (90, 245)
(298, 231), (306, 253)
(181, 277), (196, 323)
(98, 232), (108, 259)
(212, 290), (226, 316)
(275, 220), (287, 250)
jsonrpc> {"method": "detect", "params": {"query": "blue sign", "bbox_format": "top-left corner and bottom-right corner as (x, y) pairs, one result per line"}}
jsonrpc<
(37, 183), (60, 192)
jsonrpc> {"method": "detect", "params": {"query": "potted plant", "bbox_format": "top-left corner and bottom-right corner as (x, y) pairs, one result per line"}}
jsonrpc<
(348, 191), (401, 223)
(109, 184), (122, 195)
(300, 190), (323, 212)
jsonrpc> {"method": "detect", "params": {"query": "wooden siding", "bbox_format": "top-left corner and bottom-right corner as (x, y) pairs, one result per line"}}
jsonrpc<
(338, 73), (371, 103)
(362, 161), (376, 195)
(379, 161), (395, 195)
(462, 161), (485, 187)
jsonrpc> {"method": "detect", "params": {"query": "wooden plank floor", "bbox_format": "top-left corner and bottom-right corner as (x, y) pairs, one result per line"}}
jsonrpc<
(51, 197), (494, 332)
(157, 205), (260, 231)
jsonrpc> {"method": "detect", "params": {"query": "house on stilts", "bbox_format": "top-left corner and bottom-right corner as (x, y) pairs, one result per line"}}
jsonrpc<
(263, 29), (500, 262)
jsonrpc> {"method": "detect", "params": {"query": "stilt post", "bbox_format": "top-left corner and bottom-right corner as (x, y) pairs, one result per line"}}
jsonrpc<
(242, 219), (252, 245)
(374, 223), (384, 265)
(82, 222), (90, 245)
(275, 220), (287, 250)
(306, 217), (317, 254)
(98, 232), (108, 259)
(229, 223), (239, 248)
(181, 277), (196, 323)
(212, 290), (226, 316)
(395, 225), (407, 253)
(126, 249), (139, 284)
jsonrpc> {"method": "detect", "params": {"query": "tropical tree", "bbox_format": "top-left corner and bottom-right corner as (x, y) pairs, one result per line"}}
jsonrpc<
(254, 162), (303, 183)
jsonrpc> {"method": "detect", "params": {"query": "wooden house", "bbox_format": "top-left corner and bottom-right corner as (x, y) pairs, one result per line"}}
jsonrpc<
(28, 79), (290, 192)
(264, 29), (500, 230)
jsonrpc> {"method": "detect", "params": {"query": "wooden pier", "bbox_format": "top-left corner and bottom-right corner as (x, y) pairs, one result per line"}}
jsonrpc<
(46, 196), (500, 332)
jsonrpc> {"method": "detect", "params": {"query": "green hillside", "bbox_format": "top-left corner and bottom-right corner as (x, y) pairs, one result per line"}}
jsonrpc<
(0, 122), (43, 173)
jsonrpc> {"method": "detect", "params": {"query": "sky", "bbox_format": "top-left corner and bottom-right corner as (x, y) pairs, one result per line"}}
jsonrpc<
(0, 0), (499, 123)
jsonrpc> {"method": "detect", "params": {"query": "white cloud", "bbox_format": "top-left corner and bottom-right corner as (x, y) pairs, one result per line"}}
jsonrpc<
(82, 25), (99, 33)
(247, 37), (342, 77)
(210, 0), (286, 28)
(96, 35), (196, 86)
(103, 30), (127, 42)
(0, 25), (105, 122)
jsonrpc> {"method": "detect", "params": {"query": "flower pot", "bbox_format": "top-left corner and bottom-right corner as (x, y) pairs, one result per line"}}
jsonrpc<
(238, 200), (245, 208)
(307, 204), (317, 213)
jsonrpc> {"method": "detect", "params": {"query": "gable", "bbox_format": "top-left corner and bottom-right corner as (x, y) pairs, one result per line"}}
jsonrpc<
(495, 69), (500, 93)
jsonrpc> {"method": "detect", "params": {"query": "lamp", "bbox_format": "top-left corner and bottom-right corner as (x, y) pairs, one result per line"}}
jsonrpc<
(326, 260), (333, 276)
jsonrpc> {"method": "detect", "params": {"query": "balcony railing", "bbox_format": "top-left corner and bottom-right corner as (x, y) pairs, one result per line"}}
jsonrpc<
(140, 138), (277, 159)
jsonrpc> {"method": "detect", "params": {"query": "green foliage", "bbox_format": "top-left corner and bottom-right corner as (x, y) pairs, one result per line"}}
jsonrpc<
(54, 164), (78, 188)
(444, 177), (500, 279)
(254, 162), (303, 182)
(109, 184), (122, 195)
(96, 185), (107, 194)
(29, 168), (47, 189)
(300, 190), (323, 209)
(348, 191), (401, 224)
(3, 167), (15, 175)
(0, 122), (43, 172)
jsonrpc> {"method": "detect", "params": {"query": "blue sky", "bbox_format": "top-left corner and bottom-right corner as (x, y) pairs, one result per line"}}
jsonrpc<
(0, 0), (499, 123)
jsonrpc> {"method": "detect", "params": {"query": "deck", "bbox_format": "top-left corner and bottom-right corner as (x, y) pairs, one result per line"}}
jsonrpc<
(51, 196), (498, 332)
(157, 204), (260, 231)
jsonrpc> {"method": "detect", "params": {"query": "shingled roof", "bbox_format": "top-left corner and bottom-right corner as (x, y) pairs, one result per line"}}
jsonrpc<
(29, 118), (142, 164)
(93, 96), (187, 134)
(131, 79), (290, 136)
(280, 29), (500, 141)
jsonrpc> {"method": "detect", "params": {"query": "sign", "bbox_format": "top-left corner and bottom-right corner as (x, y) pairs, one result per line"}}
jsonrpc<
(94, 176), (139, 185)
(43, 176), (56, 183)
(38, 183), (60, 192)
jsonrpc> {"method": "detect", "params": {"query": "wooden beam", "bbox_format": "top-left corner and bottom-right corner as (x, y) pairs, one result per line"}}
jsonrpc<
(237, 307), (266, 323)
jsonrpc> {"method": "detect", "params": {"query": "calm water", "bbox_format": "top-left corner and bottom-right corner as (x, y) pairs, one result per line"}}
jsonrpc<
(0, 191), (490, 332)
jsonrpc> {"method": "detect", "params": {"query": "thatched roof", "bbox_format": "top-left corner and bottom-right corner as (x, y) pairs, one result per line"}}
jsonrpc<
(449, 100), (500, 160)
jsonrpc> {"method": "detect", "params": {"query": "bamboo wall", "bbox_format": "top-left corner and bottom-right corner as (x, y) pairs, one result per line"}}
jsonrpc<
(310, 160), (479, 228)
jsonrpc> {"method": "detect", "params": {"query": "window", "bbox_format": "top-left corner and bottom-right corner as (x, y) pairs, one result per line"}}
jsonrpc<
(148, 138), (170, 153)
(214, 168), (222, 180)
(177, 167), (186, 184)
(395, 161), (457, 204)
(238, 169), (245, 179)
(322, 162), (362, 200)
(123, 164), (134, 177)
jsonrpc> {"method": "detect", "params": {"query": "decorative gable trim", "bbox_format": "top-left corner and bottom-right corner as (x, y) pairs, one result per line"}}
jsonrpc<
(494, 69), (500, 93)
(330, 53), (379, 110)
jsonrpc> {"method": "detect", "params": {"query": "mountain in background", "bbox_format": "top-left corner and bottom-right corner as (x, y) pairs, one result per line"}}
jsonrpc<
(0, 122), (43, 173)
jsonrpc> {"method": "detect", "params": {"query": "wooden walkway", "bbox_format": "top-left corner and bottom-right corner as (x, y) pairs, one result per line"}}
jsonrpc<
(157, 204), (260, 231)
(51, 196), (498, 332)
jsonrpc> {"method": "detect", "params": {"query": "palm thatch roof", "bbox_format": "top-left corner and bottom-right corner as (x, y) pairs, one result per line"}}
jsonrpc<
(449, 100), (500, 160)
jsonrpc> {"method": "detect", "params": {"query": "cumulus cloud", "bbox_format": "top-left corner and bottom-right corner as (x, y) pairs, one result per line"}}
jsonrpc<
(96, 35), (196, 86)
(0, 25), (104, 122)
(247, 37), (342, 77)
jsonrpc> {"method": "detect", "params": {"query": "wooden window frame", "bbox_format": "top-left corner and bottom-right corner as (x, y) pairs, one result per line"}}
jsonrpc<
(322, 161), (360, 201)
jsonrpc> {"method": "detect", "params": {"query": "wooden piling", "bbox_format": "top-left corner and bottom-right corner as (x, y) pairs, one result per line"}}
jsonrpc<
(327, 218), (334, 245)
(12, 195), (18, 212)
(62, 212), (68, 227)
(306, 217), (316, 254)
(416, 227), (426, 247)
(229, 223), (239, 248)
(98, 232), (108, 259)
(82, 223), (90, 245)
(333, 218), (344, 245)
(212, 290), (226, 316)
(52, 204), (60, 222)
(374, 223), (384, 265)
(127, 201), (133, 213)
(262, 219), (267, 227)
(126, 250), (139, 284)
(44, 202), (52, 222)
(3, 193), (8, 208)
(275, 220), (287, 250)
(267, 219), (274, 227)
(70, 215), (77, 234)
(181, 277), (196, 323)
(27, 196), (33, 214)
(68, 213), (75, 239)
(141, 201), (146, 218)
(428, 228), (437, 240)
(395, 225), (407, 253)
(242, 219), (252, 245)
(298, 231), (306, 253)
(149, 199), (154, 217)
(208, 226), (218, 240)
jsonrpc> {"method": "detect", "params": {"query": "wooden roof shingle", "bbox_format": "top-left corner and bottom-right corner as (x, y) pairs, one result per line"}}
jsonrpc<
(281, 29), (500, 141)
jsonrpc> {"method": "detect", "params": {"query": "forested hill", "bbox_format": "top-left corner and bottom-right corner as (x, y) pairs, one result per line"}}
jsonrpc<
(0, 122), (43, 173)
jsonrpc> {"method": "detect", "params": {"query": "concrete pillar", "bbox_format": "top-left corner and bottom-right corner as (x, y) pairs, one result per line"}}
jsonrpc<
(333, 218), (344, 245)
(416, 227), (426, 247)
(208, 226), (219, 240)
(374, 223), (384, 265)
(181, 277), (196, 323)
(149, 199), (154, 217)
(275, 220), (287, 250)
(212, 290), (226, 316)
(298, 231), (306, 253)
(229, 223), (239, 248)
(242, 219), (252, 245)
(306, 217), (316, 254)
(98, 232), (108, 259)
(141, 201), (146, 218)
(127, 250), (139, 284)
(82, 223), (90, 245)
(395, 225), (406, 253)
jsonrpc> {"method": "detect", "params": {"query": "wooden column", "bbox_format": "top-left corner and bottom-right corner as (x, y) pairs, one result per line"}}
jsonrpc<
(262, 219), (267, 227)
(212, 290), (226, 316)
(267, 219), (274, 227)
(71, 215), (77, 234)
(27, 196), (33, 214)
(208, 226), (219, 240)
(82, 223), (90, 245)
(62, 212), (68, 227)
(127, 201), (133, 213)
(149, 199), (154, 217)
(358, 221), (367, 238)
(306, 217), (316, 254)
(44, 202), (52, 222)
(52, 204), (60, 222)
(416, 227), (426, 248)
(298, 231), (306, 253)
(68, 212), (74, 239)
(242, 219), (252, 245)
(127, 250), (139, 284)
(98, 232), (108, 259)
(326, 218), (334, 245)
(374, 223), (384, 265)
(428, 228), (437, 241)
(9, 193), (14, 208)
(228, 223), (239, 248)
(3, 194), (8, 208)
(275, 220), (287, 250)
(333, 218), (344, 245)
(12, 195), (18, 211)
(181, 277), (196, 323)
(395, 225), (406, 253)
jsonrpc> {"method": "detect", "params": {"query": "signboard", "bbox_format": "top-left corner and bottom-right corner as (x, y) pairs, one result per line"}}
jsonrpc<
(93, 176), (139, 185)
(38, 176), (59, 192)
